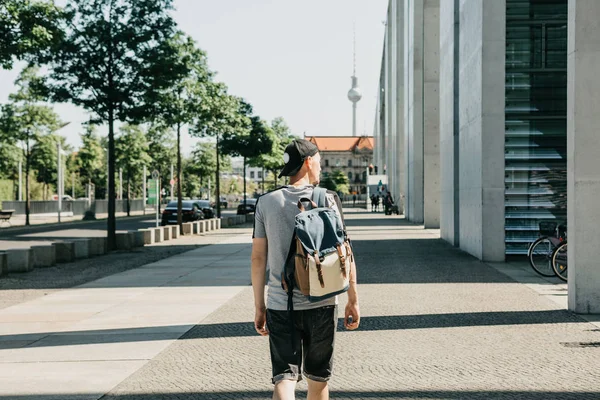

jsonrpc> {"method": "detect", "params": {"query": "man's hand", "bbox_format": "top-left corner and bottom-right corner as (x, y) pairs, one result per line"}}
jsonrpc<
(254, 307), (269, 336)
(344, 301), (360, 330)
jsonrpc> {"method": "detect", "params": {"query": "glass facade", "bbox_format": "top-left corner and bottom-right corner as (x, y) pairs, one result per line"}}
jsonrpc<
(505, 0), (568, 255)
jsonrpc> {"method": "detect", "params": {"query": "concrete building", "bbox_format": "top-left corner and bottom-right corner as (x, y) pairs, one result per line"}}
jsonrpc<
(230, 159), (264, 185)
(306, 136), (374, 195)
(375, 0), (600, 314)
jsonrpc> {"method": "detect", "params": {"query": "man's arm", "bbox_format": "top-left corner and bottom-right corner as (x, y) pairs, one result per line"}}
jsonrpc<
(251, 237), (269, 336)
(329, 191), (360, 330)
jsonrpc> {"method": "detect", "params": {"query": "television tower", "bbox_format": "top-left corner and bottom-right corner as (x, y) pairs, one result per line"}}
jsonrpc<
(347, 25), (362, 137)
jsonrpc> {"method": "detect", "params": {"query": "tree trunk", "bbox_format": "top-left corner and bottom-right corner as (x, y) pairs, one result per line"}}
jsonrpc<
(107, 110), (116, 251)
(216, 134), (221, 218)
(25, 141), (30, 226)
(176, 122), (183, 233)
(243, 157), (247, 206)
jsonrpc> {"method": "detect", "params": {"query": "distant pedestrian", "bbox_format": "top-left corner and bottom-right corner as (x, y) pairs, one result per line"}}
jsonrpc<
(251, 139), (360, 400)
(370, 194), (376, 212)
(375, 195), (380, 212)
(352, 194), (357, 207)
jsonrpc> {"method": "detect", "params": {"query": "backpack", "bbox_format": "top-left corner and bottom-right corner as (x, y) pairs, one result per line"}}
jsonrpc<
(282, 187), (353, 308)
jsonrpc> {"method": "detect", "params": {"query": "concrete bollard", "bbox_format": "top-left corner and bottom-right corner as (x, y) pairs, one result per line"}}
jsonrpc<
(89, 237), (108, 256)
(54, 241), (76, 263)
(154, 227), (164, 242)
(215, 218), (221, 230)
(209, 219), (215, 231)
(30, 245), (56, 268)
(131, 231), (145, 248)
(115, 232), (133, 250)
(171, 225), (180, 239)
(73, 239), (91, 259)
(0, 252), (7, 276)
(192, 221), (201, 234)
(182, 222), (193, 235)
(163, 226), (171, 241)
(198, 220), (206, 233)
(140, 228), (155, 245)
(6, 248), (33, 273)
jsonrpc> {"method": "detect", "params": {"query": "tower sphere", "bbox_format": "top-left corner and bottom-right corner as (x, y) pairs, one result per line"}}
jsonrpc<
(348, 87), (362, 103)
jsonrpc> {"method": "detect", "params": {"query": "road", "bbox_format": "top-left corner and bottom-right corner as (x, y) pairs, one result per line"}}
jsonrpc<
(0, 209), (238, 250)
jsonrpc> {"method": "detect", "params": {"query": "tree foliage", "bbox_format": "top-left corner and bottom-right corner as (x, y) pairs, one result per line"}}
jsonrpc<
(0, 0), (64, 69)
(115, 124), (151, 205)
(320, 169), (350, 195)
(40, 0), (186, 248)
(76, 124), (105, 188)
(0, 66), (61, 224)
(30, 132), (71, 199)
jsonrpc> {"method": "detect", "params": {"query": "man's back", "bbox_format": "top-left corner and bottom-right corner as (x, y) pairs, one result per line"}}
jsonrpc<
(253, 185), (339, 311)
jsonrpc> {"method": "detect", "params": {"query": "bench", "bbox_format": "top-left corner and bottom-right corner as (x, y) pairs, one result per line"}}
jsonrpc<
(0, 210), (14, 227)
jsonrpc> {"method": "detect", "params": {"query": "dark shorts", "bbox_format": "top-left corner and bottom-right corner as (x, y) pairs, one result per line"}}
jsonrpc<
(266, 305), (338, 384)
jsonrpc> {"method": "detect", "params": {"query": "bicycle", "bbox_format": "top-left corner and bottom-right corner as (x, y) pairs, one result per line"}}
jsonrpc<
(528, 221), (567, 278)
(551, 241), (568, 282)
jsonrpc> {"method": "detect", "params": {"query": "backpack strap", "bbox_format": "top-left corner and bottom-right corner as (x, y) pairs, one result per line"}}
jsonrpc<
(312, 187), (327, 208)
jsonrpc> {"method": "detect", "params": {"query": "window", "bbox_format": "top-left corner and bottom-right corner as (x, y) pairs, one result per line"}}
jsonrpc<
(250, 171), (255, 179)
(258, 171), (262, 179)
(325, 160), (329, 167)
(348, 159), (353, 167)
(504, 0), (568, 255)
(348, 172), (353, 180)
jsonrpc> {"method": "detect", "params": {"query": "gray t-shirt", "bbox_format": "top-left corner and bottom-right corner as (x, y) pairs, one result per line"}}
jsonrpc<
(253, 185), (344, 311)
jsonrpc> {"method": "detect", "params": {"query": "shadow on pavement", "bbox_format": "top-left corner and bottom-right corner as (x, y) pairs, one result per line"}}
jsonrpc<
(3, 390), (600, 399)
(0, 309), (583, 349)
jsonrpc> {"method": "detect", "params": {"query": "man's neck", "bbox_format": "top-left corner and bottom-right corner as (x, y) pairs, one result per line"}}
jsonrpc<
(289, 175), (312, 187)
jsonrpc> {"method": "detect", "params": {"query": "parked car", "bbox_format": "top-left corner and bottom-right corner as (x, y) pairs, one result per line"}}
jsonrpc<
(211, 196), (228, 209)
(195, 200), (215, 219)
(236, 198), (258, 215)
(161, 200), (204, 226)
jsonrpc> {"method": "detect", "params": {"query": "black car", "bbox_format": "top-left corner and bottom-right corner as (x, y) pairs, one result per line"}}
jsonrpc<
(236, 198), (258, 215)
(195, 200), (215, 219)
(161, 200), (204, 226)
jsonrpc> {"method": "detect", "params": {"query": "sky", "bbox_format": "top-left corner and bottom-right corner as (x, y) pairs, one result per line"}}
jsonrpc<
(0, 0), (388, 154)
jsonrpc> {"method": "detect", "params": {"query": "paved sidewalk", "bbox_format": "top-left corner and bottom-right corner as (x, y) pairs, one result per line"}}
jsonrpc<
(1, 211), (599, 399)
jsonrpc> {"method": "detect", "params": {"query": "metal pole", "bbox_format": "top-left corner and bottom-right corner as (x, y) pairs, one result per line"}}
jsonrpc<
(208, 177), (211, 203)
(119, 167), (123, 200)
(18, 159), (22, 201)
(170, 163), (174, 202)
(106, 150), (109, 199)
(155, 178), (159, 227)
(72, 173), (75, 199)
(143, 165), (147, 215)
(57, 143), (62, 223)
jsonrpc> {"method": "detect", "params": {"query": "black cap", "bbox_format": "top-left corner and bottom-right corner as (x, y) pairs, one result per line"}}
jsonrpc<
(278, 139), (319, 178)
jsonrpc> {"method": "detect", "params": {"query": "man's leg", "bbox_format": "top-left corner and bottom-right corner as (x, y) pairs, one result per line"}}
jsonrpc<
(307, 378), (329, 400)
(273, 379), (296, 400)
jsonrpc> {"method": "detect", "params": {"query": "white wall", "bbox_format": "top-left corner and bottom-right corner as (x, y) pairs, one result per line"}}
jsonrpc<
(567, 0), (600, 314)
(458, 0), (505, 261)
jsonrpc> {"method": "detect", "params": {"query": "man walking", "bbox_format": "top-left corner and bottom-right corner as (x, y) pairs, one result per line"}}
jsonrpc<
(251, 139), (360, 400)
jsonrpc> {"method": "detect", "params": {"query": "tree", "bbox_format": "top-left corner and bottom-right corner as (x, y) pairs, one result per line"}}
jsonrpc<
(0, 66), (61, 225)
(41, 0), (185, 250)
(30, 132), (71, 200)
(146, 123), (176, 191)
(153, 33), (211, 232)
(0, 140), (21, 180)
(0, 0), (63, 69)
(221, 100), (273, 205)
(250, 117), (294, 190)
(192, 82), (246, 218)
(76, 123), (105, 197)
(115, 124), (151, 216)
(320, 169), (350, 195)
